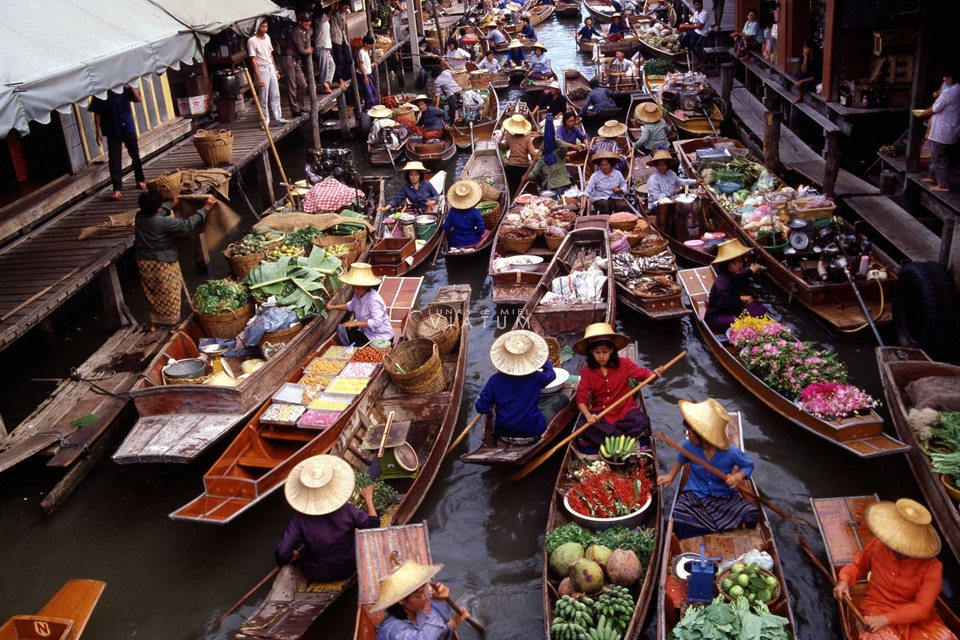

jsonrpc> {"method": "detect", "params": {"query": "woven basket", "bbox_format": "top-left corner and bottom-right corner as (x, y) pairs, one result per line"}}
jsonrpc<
(224, 246), (266, 280)
(479, 181), (502, 202)
(414, 140), (445, 155)
(545, 336), (562, 367)
(609, 215), (639, 231)
(498, 229), (536, 254)
(394, 105), (418, 126)
(193, 129), (234, 167)
(635, 281), (682, 298)
(631, 235), (669, 257)
(793, 197), (837, 221)
(415, 314), (460, 355)
(260, 323), (303, 358)
(194, 300), (255, 340)
(384, 339), (446, 394)
(454, 70), (471, 89)
(545, 233), (565, 251)
(146, 170), (183, 200)
(470, 70), (491, 89)
(478, 201), (501, 230)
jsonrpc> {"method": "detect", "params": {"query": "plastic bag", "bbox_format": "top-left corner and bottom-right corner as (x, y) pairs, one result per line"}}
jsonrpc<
(755, 171), (777, 193)
(244, 306), (300, 347)
(717, 548), (774, 574)
(610, 237), (631, 254)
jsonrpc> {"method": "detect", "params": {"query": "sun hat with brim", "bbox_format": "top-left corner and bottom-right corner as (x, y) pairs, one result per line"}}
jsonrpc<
(508, 38), (524, 49)
(284, 455), (356, 515)
(548, 81), (561, 89)
(413, 94), (431, 103)
(399, 161), (429, 173)
(532, 43), (548, 52)
(866, 499), (941, 558)
(503, 114), (532, 135)
(506, 2), (521, 10)
(448, 180), (484, 209)
(370, 561), (445, 613)
(591, 150), (621, 164)
(597, 120), (627, 137)
(367, 105), (394, 119)
(645, 148), (678, 168)
(712, 238), (753, 265)
(340, 262), (383, 287)
(678, 398), (731, 450)
(490, 330), (549, 375)
(573, 322), (629, 356)
(636, 102), (664, 123)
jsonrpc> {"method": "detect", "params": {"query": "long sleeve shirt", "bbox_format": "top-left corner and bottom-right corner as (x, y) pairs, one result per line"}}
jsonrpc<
(476, 360), (555, 438)
(418, 105), (449, 132)
(576, 359), (654, 423)
(609, 20), (630, 35)
(646, 169), (693, 208)
(520, 23), (537, 41)
(89, 87), (137, 137)
(134, 206), (207, 262)
(347, 289), (395, 342)
(484, 29), (508, 46)
(557, 124), (589, 145)
(389, 180), (439, 209)
(580, 87), (619, 115)
(377, 601), (454, 640)
(528, 152), (573, 189)
(507, 47), (526, 64)
(433, 70), (462, 98)
(528, 52), (550, 75)
(704, 268), (752, 332)
(929, 83), (960, 145)
(330, 11), (347, 45)
(677, 440), (754, 498)
(635, 119), (671, 152)
(583, 169), (627, 201)
(275, 504), (380, 582)
(441, 206), (485, 247)
(478, 57), (502, 72)
(445, 48), (471, 70)
(292, 24), (312, 62)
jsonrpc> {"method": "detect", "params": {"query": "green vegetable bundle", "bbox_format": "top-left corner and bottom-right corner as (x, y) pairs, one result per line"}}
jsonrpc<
(643, 59), (675, 76)
(670, 596), (791, 640)
(193, 279), (250, 314)
(245, 251), (343, 318)
(935, 411), (960, 447)
(931, 450), (960, 476)
(353, 470), (399, 515)
(286, 226), (326, 248)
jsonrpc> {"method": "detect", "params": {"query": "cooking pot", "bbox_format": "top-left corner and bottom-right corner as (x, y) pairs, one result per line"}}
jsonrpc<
(661, 91), (679, 113)
(163, 358), (206, 380)
(674, 193), (702, 242)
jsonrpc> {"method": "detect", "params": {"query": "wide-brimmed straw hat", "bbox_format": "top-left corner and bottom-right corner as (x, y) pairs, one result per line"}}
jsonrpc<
(399, 161), (429, 173)
(340, 262), (383, 287)
(573, 322), (629, 355)
(548, 80), (561, 89)
(597, 120), (627, 137)
(506, 1), (521, 10)
(284, 455), (356, 515)
(645, 148), (678, 168)
(712, 238), (752, 264)
(413, 94), (431, 103)
(611, 12), (622, 17)
(448, 180), (483, 209)
(490, 330), (549, 375)
(367, 105), (394, 119)
(532, 42), (548, 52)
(508, 38), (524, 49)
(636, 102), (664, 123)
(678, 398), (731, 450)
(591, 150), (621, 164)
(865, 499), (941, 558)
(480, 16), (498, 27)
(370, 561), (445, 612)
(503, 113), (532, 135)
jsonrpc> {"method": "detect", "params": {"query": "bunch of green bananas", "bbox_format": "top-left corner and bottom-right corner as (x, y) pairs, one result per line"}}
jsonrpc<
(595, 586), (633, 633)
(582, 617), (622, 640)
(552, 596), (593, 640)
(600, 435), (637, 463)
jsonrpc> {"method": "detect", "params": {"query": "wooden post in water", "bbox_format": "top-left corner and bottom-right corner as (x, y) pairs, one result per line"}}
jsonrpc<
(823, 130), (840, 196)
(720, 62), (735, 107)
(256, 150), (276, 209)
(337, 90), (351, 138)
(306, 48), (321, 149)
(407, 0), (422, 75)
(763, 111), (781, 171)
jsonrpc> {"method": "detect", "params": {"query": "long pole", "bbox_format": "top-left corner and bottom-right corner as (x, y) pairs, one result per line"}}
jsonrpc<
(796, 541), (870, 626)
(441, 596), (486, 634)
(243, 67), (295, 207)
(447, 413), (483, 455)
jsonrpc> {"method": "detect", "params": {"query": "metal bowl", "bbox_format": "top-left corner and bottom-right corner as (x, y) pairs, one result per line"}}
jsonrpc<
(163, 358), (206, 380)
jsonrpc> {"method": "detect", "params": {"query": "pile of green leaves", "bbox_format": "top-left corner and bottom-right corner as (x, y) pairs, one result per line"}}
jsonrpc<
(353, 470), (399, 515)
(935, 411), (960, 446)
(193, 279), (250, 314)
(545, 524), (656, 567)
(286, 227), (326, 248)
(729, 156), (766, 188)
(245, 251), (343, 318)
(643, 59), (675, 76)
(670, 596), (791, 640)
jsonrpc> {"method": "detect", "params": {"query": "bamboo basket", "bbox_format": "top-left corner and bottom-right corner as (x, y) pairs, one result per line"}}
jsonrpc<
(792, 197), (837, 221)
(497, 229), (537, 254)
(635, 281), (682, 298)
(405, 303), (461, 355)
(478, 201), (501, 230)
(260, 323), (303, 358)
(479, 182), (502, 202)
(384, 339), (446, 394)
(194, 300), (255, 339)
(223, 246), (266, 280)
(394, 105), (418, 126)
(544, 336), (562, 367)
(609, 214), (639, 231)
(146, 170), (182, 200)
(193, 129), (234, 167)
(454, 70), (471, 89)
(631, 235), (669, 257)
(545, 233), (565, 251)
(414, 140), (446, 155)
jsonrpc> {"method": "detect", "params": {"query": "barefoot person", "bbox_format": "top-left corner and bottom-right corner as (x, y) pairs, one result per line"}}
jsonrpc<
(89, 84), (147, 199)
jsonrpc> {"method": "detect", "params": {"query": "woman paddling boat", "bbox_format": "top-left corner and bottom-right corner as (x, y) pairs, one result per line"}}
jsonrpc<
(378, 161), (439, 216)
(328, 263), (395, 345)
(703, 239), (767, 334)
(373, 561), (470, 640)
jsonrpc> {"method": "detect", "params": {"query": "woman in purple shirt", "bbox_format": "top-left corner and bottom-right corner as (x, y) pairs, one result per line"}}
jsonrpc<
(329, 263), (396, 345)
(276, 455), (380, 582)
(557, 111), (588, 150)
(703, 239), (767, 334)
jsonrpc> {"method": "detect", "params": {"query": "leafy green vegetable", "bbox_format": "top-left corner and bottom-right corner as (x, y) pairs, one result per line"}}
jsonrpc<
(286, 226), (326, 248)
(931, 450), (960, 476)
(546, 522), (596, 556)
(545, 523), (655, 567)
(353, 470), (398, 515)
(670, 596), (791, 640)
(643, 59), (675, 76)
(193, 279), (250, 314)
(935, 411), (960, 447)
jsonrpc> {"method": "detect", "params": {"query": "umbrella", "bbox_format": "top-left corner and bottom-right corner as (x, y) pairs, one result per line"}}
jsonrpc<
(543, 115), (558, 166)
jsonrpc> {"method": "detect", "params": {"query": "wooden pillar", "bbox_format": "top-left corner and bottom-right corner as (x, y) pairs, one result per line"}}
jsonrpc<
(763, 111), (781, 171)
(720, 63), (735, 107)
(822, 130), (840, 196)
(306, 43), (321, 149)
(408, 0), (422, 75)
(762, 84), (777, 111)
(40, 317), (57, 350)
(939, 218), (955, 269)
(97, 262), (128, 331)
(255, 150), (276, 210)
(820, 0), (842, 101)
(337, 90), (352, 139)
(777, 0), (810, 74)
(432, 0), (445, 51)
(906, 0), (932, 175)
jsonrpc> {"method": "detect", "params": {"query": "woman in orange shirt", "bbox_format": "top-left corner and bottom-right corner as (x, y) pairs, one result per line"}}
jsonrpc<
(833, 498), (956, 640)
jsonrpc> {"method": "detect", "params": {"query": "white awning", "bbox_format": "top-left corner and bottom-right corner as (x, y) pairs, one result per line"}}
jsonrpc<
(145, 0), (293, 36)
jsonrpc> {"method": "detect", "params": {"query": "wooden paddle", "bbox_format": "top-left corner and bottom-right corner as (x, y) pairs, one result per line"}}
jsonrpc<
(440, 594), (486, 634)
(505, 350), (687, 483)
(447, 414), (484, 455)
(796, 538), (870, 626)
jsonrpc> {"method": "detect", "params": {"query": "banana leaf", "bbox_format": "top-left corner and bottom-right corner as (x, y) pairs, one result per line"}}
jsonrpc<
(247, 253), (344, 318)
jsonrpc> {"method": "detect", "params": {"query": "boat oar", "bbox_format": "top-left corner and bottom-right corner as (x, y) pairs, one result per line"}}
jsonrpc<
(831, 217), (884, 345)
(796, 538), (870, 627)
(437, 591), (486, 634)
(447, 414), (484, 455)
(378, 411), (396, 458)
(505, 350), (687, 483)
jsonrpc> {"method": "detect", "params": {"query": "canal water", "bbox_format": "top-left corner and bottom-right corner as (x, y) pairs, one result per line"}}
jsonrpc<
(0, 13), (956, 640)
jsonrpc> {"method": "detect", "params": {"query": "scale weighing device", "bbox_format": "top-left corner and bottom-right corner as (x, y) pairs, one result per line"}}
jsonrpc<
(361, 416), (420, 481)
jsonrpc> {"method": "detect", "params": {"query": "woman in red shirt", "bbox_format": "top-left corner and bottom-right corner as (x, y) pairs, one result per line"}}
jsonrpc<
(574, 323), (663, 454)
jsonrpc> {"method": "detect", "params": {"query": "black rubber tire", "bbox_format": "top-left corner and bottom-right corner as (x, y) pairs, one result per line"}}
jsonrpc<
(358, 113), (373, 137)
(415, 67), (428, 90)
(893, 261), (958, 359)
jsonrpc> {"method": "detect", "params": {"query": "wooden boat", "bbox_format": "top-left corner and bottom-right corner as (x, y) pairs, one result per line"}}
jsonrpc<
(404, 129), (457, 167)
(679, 265), (909, 458)
(167, 278), (422, 524)
(503, 4), (555, 33)
(442, 141), (508, 259)
(612, 217), (690, 321)
(520, 66), (557, 107)
(555, 0), (582, 17)
(367, 126), (409, 166)
(674, 137), (900, 329)
(584, 0), (618, 23)
(811, 494), (960, 640)
(645, 72), (723, 137)
(597, 58), (642, 92)
(636, 19), (689, 67)
(237, 285), (471, 640)
(877, 347), (960, 562)
(657, 413), (796, 639)
(369, 172), (447, 278)
(576, 23), (643, 58)
(542, 349), (663, 640)
(562, 69), (620, 124)
(1, 579), (105, 640)
(465, 225), (615, 465)
(447, 86), (500, 149)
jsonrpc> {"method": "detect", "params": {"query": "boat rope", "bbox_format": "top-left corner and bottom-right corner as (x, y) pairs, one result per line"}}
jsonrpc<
(67, 367), (127, 399)
(36, 432), (91, 456)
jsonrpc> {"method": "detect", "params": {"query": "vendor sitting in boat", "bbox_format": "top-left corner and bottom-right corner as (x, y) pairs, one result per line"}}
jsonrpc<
(633, 103), (673, 154)
(833, 498), (955, 640)
(581, 151), (629, 214)
(530, 81), (567, 120)
(413, 94), (449, 141)
(704, 239), (767, 334)
(378, 161), (439, 215)
(574, 323), (663, 454)
(328, 263), (396, 345)
(645, 149), (697, 212)
(505, 39), (526, 69)
(275, 455), (380, 582)
(478, 50), (502, 73)
(519, 15), (537, 41)
(442, 180), (487, 248)
(590, 120), (629, 173)
(524, 137), (573, 195)
(373, 561), (469, 640)
(558, 112), (588, 150)
(607, 49), (637, 77)
(481, 20), (509, 49)
(607, 13), (631, 40)
(580, 78), (622, 118)
(576, 17), (603, 43)
(657, 398), (759, 539)
(528, 43), (554, 80)
(476, 330), (560, 442)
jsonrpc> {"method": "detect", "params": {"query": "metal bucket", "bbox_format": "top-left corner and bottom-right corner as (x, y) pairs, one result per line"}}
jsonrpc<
(415, 215), (438, 241)
(400, 213), (417, 238)
(163, 358), (206, 380)
(661, 90), (679, 113)
(653, 199), (676, 238)
(674, 193), (702, 243)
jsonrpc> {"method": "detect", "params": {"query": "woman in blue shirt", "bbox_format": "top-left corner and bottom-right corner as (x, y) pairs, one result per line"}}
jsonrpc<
(557, 112), (588, 149)
(576, 17), (603, 43)
(657, 398), (759, 539)
(441, 180), (486, 248)
(378, 161), (439, 214)
(519, 16), (537, 41)
(505, 39), (526, 69)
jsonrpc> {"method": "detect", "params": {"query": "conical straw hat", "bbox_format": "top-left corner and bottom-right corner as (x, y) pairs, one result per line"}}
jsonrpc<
(532, 42), (548, 51)
(645, 148), (678, 168)
(598, 120), (627, 137)
(572, 322), (629, 355)
(712, 239), (752, 265)
(370, 560), (445, 612)
(399, 161), (429, 173)
(508, 38), (524, 49)
(865, 499), (941, 558)
(367, 105), (394, 119)
(447, 180), (483, 209)
(678, 398), (731, 450)
(503, 114), (532, 135)
(340, 263), (383, 287)
(490, 330), (549, 375)
(284, 455), (356, 515)
(591, 150), (621, 164)
(636, 102), (664, 123)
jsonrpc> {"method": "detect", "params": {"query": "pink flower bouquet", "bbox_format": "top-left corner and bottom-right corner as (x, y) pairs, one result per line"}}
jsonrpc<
(797, 381), (878, 420)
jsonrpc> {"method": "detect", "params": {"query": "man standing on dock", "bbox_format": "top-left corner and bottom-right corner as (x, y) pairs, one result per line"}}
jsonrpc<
(89, 85), (147, 200)
(330, 1), (352, 91)
(921, 67), (959, 194)
(248, 20), (286, 126)
(282, 12), (313, 117)
(315, 6), (335, 94)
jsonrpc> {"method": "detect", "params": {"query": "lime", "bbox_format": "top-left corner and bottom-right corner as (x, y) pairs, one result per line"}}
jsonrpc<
(747, 592), (756, 602)
(729, 585), (744, 598)
(737, 573), (750, 588)
(731, 563), (746, 574)
(721, 578), (734, 593)
(765, 575), (779, 588)
(758, 588), (772, 603)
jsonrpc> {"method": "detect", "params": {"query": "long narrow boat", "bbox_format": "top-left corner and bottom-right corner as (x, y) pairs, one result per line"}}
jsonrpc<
(237, 285), (471, 640)
(542, 346), (663, 640)
(405, 129), (457, 168)
(167, 278), (422, 524)
(597, 59), (642, 92)
(613, 233), (690, 321)
(877, 347), (960, 562)
(519, 66), (557, 108)
(369, 172), (447, 277)
(442, 140), (509, 259)
(679, 265), (909, 458)
(674, 137), (900, 329)
(465, 225), (614, 465)
(657, 413), (796, 639)
(636, 19), (688, 67)
(563, 68), (621, 122)
(577, 23), (643, 58)
(644, 71), (724, 137)
(584, 0), (618, 23)
(503, 4), (555, 33)
(1, 579), (105, 640)
(447, 88), (500, 149)
(811, 494), (960, 640)
(555, 0), (582, 17)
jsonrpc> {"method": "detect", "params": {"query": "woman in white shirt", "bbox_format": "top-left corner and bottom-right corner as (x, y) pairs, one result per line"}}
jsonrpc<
(478, 51), (502, 73)
(732, 10), (762, 59)
(445, 41), (471, 71)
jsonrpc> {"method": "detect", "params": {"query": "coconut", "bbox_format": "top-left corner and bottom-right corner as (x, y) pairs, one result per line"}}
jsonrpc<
(557, 577), (578, 598)
(549, 542), (584, 578)
(607, 549), (642, 586)
(569, 558), (605, 594)
(585, 545), (613, 568)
